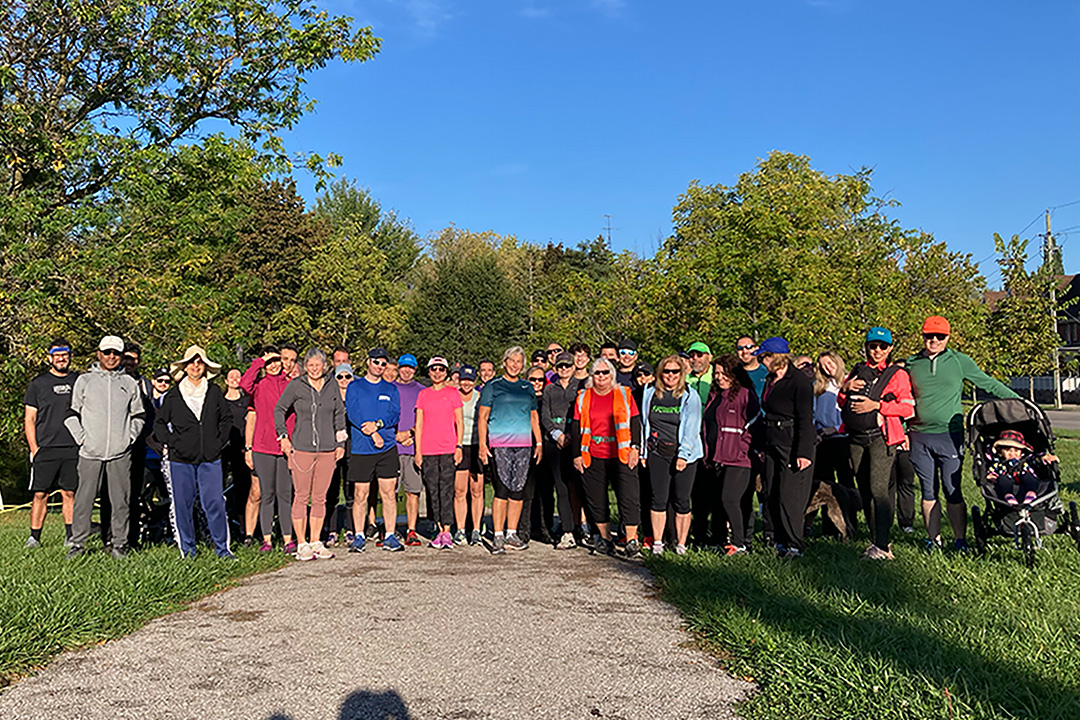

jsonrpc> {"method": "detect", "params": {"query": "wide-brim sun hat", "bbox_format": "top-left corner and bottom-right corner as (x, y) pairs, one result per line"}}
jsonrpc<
(993, 429), (1031, 452)
(170, 345), (221, 381)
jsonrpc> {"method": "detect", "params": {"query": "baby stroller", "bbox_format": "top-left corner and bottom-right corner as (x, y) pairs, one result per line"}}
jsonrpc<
(967, 397), (1080, 568)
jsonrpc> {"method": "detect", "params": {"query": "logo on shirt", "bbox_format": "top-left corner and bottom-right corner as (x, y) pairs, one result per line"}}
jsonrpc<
(52, 385), (72, 395)
(379, 395), (391, 402)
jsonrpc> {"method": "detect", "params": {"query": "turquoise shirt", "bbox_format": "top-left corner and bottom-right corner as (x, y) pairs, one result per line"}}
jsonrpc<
(479, 377), (537, 448)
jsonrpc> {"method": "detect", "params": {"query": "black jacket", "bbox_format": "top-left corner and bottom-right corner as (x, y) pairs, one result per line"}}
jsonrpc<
(762, 367), (816, 461)
(153, 382), (231, 464)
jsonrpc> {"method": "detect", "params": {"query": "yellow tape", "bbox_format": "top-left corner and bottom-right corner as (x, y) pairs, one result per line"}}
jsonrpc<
(0, 489), (82, 514)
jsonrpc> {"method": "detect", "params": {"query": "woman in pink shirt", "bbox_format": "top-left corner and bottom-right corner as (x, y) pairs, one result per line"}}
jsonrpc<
(414, 357), (464, 549)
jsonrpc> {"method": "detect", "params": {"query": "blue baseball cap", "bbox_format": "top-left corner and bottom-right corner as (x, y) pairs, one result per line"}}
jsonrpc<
(753, 337), (790, 355)
(865, 327), (893, 345)
(398, 353), (418, 368)
(458, 364), (477, 381)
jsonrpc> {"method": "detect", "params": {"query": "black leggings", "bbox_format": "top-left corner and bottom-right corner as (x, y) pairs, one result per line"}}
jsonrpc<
(717, 464), (753, 548)
(850, 436), (896, 550)
(581, 457), (640, 526)
(544, 439), (581, 534)
(647, 455), (696, 514)
(891, 449), (915, 527)
(421, 454), (456, 525)
(766, 442), (813, 551)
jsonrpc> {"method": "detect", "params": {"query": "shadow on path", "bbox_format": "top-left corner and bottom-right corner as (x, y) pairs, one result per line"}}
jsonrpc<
(268, 689), (411, 720)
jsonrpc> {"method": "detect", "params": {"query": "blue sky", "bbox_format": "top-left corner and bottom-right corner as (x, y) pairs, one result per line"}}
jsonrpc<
(283, 1), (1080, 285)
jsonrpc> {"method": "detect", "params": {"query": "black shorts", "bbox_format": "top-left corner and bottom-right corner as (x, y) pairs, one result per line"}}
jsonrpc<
(455, 445), (485, 474)
(349, 447), (399, 485)
(30, 447), (79, 493)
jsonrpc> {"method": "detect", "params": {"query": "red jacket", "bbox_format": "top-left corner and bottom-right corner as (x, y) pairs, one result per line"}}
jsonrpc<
(239, 357), (295, 455)
(838, 361), (914, 447)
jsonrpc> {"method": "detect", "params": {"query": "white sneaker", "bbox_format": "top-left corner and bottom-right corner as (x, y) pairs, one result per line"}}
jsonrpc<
(296, 542), (315, 561)
(651, 541), (665, 556)
(311, 541), (334, 559)
(675, 544), (687, 556)
(556, 532), (577, 550)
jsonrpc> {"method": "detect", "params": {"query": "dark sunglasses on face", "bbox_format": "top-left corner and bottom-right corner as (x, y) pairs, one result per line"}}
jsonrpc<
(737, 344), (756, 351)
(547, 348), (563, 355)
(923, 333), (947, 341)
(867, 342), (891, 351)
(101, 349), (122, 357)
(593, 369), (611, 376)
(153, 377), (170, 384)
(529, 376), (545, 383)
(430, 366), (447, 373)
(689, 351), (706, 358)
(337, 373), (353, 380)
(555, 363), (572, 370)
(662, 368), (681, 375)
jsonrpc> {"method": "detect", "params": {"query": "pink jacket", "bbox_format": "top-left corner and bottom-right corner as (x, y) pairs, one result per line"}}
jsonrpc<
(838, 362), (915, 447)
(239, 357), (295, 455)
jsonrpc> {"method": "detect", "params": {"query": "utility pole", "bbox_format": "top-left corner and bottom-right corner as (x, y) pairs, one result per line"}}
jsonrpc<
(603, 215), (613, 246)
(1046, 209), (1063, 408)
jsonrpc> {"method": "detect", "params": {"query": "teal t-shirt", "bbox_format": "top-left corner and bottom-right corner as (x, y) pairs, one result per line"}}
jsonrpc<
(479, 377), (537, 448)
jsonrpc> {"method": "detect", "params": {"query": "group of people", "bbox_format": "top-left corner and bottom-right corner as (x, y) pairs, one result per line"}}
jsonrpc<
(22, 314), (1025, 562)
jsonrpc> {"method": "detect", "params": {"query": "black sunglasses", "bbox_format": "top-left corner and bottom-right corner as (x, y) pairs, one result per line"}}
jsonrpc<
(547, 348), (563, 355)
(101, 349), (122, 357)
(593, 369), (611, 376)
(922, 333), (947, 341)
(661, 368), (681, 375)
(866, 342), (891, 351)
(529, 376), (545, 383)
(555, 363), (572, 370)
(430, 366), (448, 373)
(736, 344), (757, 351)
(337, 373), (353, 380)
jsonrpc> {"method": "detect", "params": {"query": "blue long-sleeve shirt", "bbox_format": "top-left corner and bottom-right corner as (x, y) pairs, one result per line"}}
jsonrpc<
(345, 377), (400, 455)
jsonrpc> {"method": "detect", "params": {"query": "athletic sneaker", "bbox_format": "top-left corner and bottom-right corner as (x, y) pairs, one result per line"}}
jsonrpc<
(349, 534), (366, 553)
(624, 538), (642, 558)
(66, 546), (85, 559)
(382, 533), (405, 552)
(556, 533), (577, 550)
(491, 535), (506, 555)
(900, 526), (915, 535)
(218, 551), (239, 561)
(283, 540), (298, 555)
(469, 529), (482, 546)
(343, 530), (355, 547)
(452, 530), (467, 546)
(506, 534), (528, 551)
(110, 546), (127, 559)
(1004, 493), (1019, 506)
(780, 546), (802, 558)
(405, 530), (422, 547)
(592, 536), (614, 556)
(259, 541), (273, 553)
(326, 532), (338, 548)
(25, 536), (41, 549)
(311, 541), (334, 559)
(953, 538), (972, 553)
(641, 536), (654, 550)
(923, 538), (943, 554)
(365, 524), (379, 540)
(242, 536), (256, 548)
(724, 544), (746, 556)
(64, 537), (74, 548)
(1023, 491), (1037, 505)
(675, 544), (688, 556)
(296, 542), (315, 561)
(651, 540), (665, 556)
(429, 533), (446, 549)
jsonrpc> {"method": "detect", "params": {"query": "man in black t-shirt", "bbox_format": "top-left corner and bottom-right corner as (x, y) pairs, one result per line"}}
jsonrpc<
(23, 339), (80, 548)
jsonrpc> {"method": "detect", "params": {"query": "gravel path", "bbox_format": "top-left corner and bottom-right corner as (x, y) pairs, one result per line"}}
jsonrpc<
(0, 541), (751, 720)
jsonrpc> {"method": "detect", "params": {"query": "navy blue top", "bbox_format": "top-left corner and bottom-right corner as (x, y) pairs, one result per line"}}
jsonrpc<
(345, 377), (400, 455)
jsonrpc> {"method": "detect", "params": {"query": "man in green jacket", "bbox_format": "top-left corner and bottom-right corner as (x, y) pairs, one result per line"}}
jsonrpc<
(906, 316), (1018, 551)
(686, 341), (713, 407)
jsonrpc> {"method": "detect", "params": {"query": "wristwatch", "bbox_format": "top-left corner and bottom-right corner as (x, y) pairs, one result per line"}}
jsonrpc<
(376, 419), (384, 429)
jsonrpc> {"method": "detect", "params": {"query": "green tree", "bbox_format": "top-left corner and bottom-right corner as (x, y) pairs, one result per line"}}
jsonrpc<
(987, 233), (1060, 397)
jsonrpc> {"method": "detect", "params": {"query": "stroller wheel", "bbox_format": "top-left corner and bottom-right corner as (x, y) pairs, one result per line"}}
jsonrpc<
(1070, 502), (1080, 552)
(1020, 523), (1036, 569)
(971, 505), (987, 556)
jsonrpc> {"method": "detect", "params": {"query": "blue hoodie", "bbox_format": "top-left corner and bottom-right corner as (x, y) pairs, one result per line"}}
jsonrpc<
(345, 377), (400, 455)
(640, 385), (704, 463)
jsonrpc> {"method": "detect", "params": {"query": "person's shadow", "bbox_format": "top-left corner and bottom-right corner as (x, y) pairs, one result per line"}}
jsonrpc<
(267, 689), (411, 720)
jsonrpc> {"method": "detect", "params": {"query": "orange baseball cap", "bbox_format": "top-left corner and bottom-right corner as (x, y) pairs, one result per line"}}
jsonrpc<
(922, 316), (951, 335)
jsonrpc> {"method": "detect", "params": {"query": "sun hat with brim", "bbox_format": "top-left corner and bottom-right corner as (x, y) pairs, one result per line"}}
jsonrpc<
(753, 337), (790, 356)
(170, 345), (221, 381)
(993, 429), (1032, 452)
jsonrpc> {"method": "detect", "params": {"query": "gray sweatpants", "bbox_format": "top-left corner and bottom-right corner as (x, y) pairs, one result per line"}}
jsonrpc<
(252, 452), (293, 538)
(72, 454), (132, 549)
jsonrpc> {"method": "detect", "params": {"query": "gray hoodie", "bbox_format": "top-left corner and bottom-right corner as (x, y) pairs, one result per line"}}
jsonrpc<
(64, 363), (146, 461)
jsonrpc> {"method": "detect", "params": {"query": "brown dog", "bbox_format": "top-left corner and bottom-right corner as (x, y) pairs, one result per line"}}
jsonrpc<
(805, 480), (862, 541)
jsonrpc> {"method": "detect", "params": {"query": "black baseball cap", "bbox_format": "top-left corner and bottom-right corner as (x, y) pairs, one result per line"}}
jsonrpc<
(368, 347), (390, 360)
(531, 349), (547, 362)
(618, 339), (638, 352)
(459, 365), (477, 381)
(634, 362), (654, 378)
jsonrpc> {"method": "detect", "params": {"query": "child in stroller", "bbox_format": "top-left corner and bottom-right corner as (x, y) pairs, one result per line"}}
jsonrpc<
(986, 429), (1058, 507)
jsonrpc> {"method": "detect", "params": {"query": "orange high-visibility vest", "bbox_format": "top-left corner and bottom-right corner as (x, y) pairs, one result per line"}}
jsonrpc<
(577, 386), (633, 468)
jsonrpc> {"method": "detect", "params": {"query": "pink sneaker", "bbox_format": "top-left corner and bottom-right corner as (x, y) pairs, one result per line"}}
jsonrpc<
(283, 540), (297, 554)
(1004, 493), (1018, 506)
(1023, 491), (1037, 505)
(259, 541), (273, 553)
(438, 531), (454, 549)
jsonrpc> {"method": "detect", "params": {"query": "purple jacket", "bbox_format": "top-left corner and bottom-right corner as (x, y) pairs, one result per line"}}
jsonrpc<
(702, 386), (761, 468)
(395, 380), (424, 455)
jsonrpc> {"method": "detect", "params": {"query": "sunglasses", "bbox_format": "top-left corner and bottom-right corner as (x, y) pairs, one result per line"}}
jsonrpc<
(922, 333), (948, 342)
(547, 348), (563, 355)
(866, 342), (891, 351)
(430, 366), (448, 373)
(688, 351), (706, 358)
(736, 344), (757, 351)
(618, 349), (636, 356)
(529, 376), (546, 383)
(370, 359), (388, 367)
(153, 377), (170, 384)
(101, 349), (122, 357)
(662, 368), (681, 375)
(188, 358), (204, 365)
(593, 369), (611, 376)
(337, 373), (353, 380)
(555, 363), (573, 370)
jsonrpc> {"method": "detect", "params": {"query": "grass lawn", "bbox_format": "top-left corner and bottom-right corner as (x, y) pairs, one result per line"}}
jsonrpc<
(647, 437), (1080, 720)
(0, 513), (289, 687)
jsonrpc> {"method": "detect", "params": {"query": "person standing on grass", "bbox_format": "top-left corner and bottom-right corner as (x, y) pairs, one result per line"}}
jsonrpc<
(222, 368), (256, 545)
(274, 348), (347, 562)
(24, 338), (79, 549)
(454, 365), (486, 545)
(394, 353), (425, 547)
(702, 354), (761, 556)
(240, 346), (295, 554)
(120, 342), (152, 549)
(735, 335), (770, 546)
(756, 337), (815, 558)
(345, 348), (403, 552)
(571, 358), (643, 557)
(414, 357), (464, 549)
(154, 346), (234, 560)
(641, 355), (703, 556)
(478, 346), (543, 555)
(810, 351), (853, 537)
(905, 315), (1018, 552)
(65, 336), (145, 559)
(838, 327), (915, 561)
(542, 352), (588, 549)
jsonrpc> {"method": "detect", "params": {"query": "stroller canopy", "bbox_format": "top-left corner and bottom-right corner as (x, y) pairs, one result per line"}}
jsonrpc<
(965, 397), (1055, 454)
